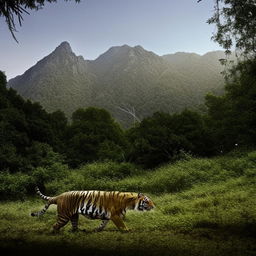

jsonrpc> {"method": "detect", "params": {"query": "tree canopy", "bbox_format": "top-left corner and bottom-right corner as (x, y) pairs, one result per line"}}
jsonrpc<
(65, 107), (128, 167)
(127, 110), (213, 168)
(0, 70), (66, 172)
(199, 0), (256, 57)
(199, 0), (256, 153)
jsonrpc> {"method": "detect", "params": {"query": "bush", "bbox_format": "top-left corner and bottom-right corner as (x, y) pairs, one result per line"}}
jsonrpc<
(5, 150), (256, 199)
(143, 169), (191, 193)
(0, 162), (69, 199)
(31, 162), (68, 184)
(78, 161), (140, 180)
(65, 107), (127, 167)
(44, 152), (256, 195)
(0, 172), (33, 200)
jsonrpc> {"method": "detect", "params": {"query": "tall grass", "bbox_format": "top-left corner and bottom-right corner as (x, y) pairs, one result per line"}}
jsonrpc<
(45, 151), (256, 195)
(1, 151), (256, 199)
(0, 167), (255, 256)
(0, 151), (256, 255)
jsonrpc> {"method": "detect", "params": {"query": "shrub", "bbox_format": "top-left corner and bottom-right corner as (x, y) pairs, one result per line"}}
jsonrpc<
(163, 205), (183, 215)
(0, 171), (33, 200)
(78, 161), (140, 180)
(31, 162), (69, 186)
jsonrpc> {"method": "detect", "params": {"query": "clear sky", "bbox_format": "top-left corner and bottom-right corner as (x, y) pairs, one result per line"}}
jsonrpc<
(0, 0), (222, 79)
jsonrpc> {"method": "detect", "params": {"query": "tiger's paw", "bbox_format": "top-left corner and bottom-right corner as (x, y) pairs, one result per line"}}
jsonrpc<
(69, 228), (87, 233)
(50, 229), (60, 235)
(69, 228), (79, 233)
(93, 228), (104, 232)
(121, 228), (131, 233)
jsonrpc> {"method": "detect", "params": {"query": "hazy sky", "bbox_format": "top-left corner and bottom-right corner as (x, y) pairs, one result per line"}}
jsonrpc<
(0, 0), (222, 79)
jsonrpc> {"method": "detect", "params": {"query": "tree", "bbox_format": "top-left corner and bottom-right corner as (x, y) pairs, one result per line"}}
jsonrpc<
(66, 107), (128, 167)
(198, 0), (256, 57)
(48, 110), (68, 152)
(197, 0), (256, 152)
(0, 70), (68, 172)
(0, 0), (80, 42)
(127, 110), (212, 168)
(205, 59), (256, 152)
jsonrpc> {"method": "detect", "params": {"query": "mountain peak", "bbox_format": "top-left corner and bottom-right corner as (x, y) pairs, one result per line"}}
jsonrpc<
(120, 44), (146, 52)
(54, 41), (73, 54)
(120, 44), (131, 48)
(134, 45), (143, 50)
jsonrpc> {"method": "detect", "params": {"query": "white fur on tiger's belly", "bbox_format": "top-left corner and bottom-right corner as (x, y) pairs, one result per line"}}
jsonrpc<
(78, 204), (110, 220)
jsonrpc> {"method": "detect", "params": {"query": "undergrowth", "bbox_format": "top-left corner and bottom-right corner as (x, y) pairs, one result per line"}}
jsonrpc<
(0, 151), (256, 255)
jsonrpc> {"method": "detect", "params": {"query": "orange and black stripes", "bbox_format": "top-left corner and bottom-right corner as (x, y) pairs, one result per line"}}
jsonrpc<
(31, 188), (155, 232)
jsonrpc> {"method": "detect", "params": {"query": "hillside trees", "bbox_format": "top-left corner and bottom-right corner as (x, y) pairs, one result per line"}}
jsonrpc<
(127, 110), (213, 168)
(0, 71), (66, 172)
(201, 0), (256, 152)
(65, 107), (128, 167)
(206, 60), (256, 152)
(1, 70), (128, 172)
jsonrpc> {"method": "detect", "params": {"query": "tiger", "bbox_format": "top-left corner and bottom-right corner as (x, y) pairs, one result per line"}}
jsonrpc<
(31, 187), (155, 232)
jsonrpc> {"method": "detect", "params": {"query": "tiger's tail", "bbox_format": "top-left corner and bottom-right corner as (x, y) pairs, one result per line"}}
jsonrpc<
(31, 187), (57, 217)
(35, 186), (51, 201)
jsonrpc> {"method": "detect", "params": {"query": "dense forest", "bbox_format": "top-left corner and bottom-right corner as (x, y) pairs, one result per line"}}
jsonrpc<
(1, 51), (256, 197)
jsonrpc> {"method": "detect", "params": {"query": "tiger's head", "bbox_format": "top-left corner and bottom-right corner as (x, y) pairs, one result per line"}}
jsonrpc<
(136, 193), (155, 211)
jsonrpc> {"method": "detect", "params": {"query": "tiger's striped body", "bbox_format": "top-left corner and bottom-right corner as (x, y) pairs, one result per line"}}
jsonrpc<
(31, 188), (154, 232)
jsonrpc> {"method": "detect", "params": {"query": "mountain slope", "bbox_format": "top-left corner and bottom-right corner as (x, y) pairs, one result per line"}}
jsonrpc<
(8, 42), (95, 117)
(8, 42), (229, 127)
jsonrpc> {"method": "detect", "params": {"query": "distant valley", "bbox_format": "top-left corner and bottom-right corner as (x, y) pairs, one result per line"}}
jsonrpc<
(8, 42), (231, 127)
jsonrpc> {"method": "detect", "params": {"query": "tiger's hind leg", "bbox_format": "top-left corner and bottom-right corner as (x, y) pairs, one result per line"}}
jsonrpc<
(70, 213), (79, 232)
(94, 220), (109, 232)
(52, 215), (69, 233)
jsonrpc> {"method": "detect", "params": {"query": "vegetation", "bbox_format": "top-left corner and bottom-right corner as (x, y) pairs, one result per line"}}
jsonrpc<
(0, 71), (129, 170)
(0, 71), (66, 173)
(1, 149), (255, 199)
(0, 152), (255, 256)
(1, 49), (256, 170)
(205, 59), (256, 152)
(66, 107), (128, 167)
(204, 0), (256, 57)
(126, 110), (214, 167)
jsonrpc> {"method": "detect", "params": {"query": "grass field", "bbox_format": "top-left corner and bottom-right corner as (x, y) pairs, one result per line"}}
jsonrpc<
(0, 152), (256, 256)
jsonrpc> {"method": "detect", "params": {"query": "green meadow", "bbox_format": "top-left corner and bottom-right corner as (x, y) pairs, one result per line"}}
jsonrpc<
(0, 151), (256, 256)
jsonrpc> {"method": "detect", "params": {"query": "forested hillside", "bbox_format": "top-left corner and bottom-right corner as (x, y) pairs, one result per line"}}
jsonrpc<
(2, 50), (256, 172)
(0, 71), (128, 172)
(0, 69), (216, 173)
(0, 71), (67, 173)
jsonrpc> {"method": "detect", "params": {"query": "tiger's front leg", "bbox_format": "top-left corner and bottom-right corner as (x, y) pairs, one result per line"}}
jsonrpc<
(94, 220), (109, 232)
(111, 215), (130, 232)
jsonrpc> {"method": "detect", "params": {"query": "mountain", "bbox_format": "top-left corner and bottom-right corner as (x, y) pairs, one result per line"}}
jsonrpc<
(8, 42), (231, 127)
(8, 42), (95, 117)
